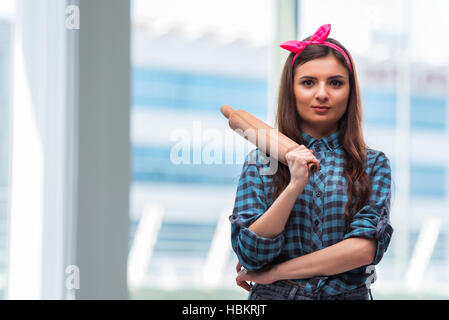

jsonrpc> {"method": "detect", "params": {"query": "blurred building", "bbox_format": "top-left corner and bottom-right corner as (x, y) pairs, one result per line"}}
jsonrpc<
(129, 22), (268, 290)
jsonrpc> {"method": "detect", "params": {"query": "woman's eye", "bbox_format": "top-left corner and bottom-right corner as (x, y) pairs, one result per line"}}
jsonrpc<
(301, 80), (314, 86)
(300, 80), (344, 87)
(330, 80), (343, 87)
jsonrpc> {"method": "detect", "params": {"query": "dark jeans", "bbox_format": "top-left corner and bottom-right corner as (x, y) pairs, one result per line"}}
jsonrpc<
(248, 281), (373, 300)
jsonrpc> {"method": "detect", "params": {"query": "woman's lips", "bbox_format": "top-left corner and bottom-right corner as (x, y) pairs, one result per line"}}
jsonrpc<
(312, 106), (331, 113)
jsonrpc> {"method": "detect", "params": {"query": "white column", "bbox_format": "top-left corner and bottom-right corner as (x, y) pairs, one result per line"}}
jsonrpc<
(202, 208), (232, 287)
(393, 0), (412, 285)
(405, 217), (441, 291)
(8, 0), (68, 300)
(268, 0), (298, 127)
(128, 204), (164, 288)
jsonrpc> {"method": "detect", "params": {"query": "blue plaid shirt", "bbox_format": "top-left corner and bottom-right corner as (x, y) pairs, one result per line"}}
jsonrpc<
(229, 130), (393, 296)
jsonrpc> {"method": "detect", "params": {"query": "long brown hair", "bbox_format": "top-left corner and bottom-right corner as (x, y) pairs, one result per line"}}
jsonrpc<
(268, 36), (372, 233)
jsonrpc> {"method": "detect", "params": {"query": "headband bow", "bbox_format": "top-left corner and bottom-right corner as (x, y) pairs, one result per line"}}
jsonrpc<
(280, 24), (352, 73)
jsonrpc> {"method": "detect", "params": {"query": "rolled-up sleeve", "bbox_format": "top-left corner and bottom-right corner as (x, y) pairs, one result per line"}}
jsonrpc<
(343, 152), (394, 265)
(229, 150), (284, 271)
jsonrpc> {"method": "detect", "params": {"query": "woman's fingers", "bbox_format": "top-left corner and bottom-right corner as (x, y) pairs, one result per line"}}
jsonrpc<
(306, 157), (320, 170)
(236, 261), (242, 273)
(236, 278), (251, 292)
(235, 264), (251, 292)
(287, 154), (320, 171)
(286, 153), (315, 164)
(286, 148), (315, 160)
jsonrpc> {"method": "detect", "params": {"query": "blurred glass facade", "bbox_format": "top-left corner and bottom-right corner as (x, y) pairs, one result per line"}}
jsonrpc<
(126, 0), (449, 300)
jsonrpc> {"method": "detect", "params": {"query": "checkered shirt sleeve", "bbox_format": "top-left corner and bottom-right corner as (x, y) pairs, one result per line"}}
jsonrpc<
(343, 152), (394, 265)
(229, 150), (284, 272)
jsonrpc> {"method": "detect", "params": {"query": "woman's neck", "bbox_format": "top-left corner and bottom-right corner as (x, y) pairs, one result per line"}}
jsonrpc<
(300, 125), (338, 140)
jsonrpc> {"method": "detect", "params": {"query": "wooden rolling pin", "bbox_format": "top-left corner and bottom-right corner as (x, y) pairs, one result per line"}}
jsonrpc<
(220, 105), (318, 172)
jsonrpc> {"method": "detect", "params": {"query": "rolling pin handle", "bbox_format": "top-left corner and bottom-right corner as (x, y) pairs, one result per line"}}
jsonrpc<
(309, 163), (318, 172)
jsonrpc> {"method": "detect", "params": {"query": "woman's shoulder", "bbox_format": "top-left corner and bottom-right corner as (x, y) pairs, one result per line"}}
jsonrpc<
(242, 148), (277, 181)
(365, 147), (391, 172)
(245, 148), (271, 168)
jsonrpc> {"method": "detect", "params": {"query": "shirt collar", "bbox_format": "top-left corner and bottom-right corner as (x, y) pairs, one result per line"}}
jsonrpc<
(300, 130), (343, 152)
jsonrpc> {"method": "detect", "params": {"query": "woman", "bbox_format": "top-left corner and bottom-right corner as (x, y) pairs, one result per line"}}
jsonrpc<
(229, 24), (393, 300)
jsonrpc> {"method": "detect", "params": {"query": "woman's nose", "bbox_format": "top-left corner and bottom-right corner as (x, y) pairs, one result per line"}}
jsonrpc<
(315, 83), (329, 102)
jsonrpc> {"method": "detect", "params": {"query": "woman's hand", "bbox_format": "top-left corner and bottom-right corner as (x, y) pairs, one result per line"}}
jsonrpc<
(235, 261), (278, 292)
(285, 145), (320, 189)
(235, 261), (251, 291)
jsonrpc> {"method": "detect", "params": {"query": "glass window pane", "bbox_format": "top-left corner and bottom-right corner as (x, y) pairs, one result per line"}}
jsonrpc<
(410, 95), (446, 131)
(410, 165), (446, 198)
(362, 89), (397, 127)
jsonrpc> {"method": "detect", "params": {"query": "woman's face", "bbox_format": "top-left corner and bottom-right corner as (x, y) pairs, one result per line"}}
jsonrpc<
(293, 55), (350, 138)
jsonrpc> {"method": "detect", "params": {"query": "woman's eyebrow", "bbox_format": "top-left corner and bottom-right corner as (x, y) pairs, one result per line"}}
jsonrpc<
(298, 75), (346, 80)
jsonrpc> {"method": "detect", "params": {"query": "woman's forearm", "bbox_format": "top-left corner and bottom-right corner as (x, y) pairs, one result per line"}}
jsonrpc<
(271, 237), (376, 279)
(248, 182), (305, 238)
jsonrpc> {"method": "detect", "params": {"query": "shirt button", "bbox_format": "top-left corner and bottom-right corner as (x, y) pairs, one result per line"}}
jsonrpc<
(314, 220), (320, 226)
(316, 191), (321, 197)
